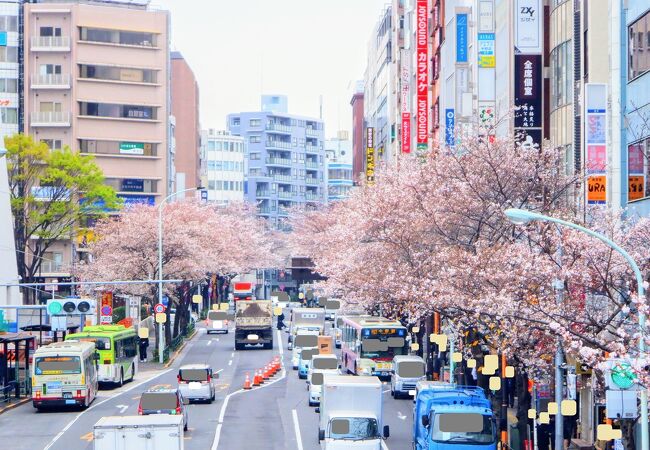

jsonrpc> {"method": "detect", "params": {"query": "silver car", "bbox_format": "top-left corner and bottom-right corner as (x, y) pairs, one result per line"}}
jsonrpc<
(390, 355), (426, 398)
(177, 364), (217, 403)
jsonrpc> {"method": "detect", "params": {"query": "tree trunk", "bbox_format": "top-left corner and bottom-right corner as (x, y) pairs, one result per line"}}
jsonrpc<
(516, 372), (533, 450)
(621, 419), (635, 450)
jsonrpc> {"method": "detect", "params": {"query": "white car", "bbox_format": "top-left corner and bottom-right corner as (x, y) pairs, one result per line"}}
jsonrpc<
(307, 354), (339, 407)
(390, 355), (426, 398)
(205, 310), (229, 334)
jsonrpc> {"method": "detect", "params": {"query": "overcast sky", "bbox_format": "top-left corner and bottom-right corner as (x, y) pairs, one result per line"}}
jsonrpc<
(154, 0), (387, 138)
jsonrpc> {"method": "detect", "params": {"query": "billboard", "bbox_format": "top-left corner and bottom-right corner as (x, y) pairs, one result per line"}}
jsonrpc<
(514, 54), (543, 147)
(445, 109), (455, 147)
(401, 62), (411, 154)
(515, 0), (543, 54)
(456, 13), (469, 63)
(416, 0), (429, 150)
(478, 33), (495, 68)
(366, 127), (375, 185)
(585, 83), (608, 205)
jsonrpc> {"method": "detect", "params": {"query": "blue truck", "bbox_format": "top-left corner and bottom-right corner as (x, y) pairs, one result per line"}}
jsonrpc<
(413, 384), (497, 450)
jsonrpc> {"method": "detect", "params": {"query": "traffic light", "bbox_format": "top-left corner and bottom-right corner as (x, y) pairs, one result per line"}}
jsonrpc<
(47, 298), (96, 316)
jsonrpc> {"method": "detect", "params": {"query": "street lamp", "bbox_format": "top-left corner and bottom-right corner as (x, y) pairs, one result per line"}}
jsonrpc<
(504, 208), (648, 450)
(157, 187), (204, 364)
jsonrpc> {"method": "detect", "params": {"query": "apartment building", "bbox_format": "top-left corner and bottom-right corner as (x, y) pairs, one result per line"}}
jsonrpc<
(227, 95), (326, 230)
(23, 0), (169, 294)
(325, 131), (353, 201)
(203, 129), (245, 205)
(171, 51), (201, 198)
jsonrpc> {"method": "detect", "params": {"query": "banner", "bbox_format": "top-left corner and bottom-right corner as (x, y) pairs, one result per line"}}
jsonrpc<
(477, 33), (495, 68)
(445, 109), (455, 146)
(401, 64), (411, 154)
(514, 54), (543, 148)
(456, 13), (468, 63)
(585, 83), (608, 205)
(366, 127), (375, 185)
(515, 0), (543, 53)
(416, 0), (429, 150)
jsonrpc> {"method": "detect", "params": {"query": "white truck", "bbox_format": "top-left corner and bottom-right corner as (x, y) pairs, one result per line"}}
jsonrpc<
(289, 308), (326, 348)
(93, 415), (184, 450)
(317, 374), (389, 449)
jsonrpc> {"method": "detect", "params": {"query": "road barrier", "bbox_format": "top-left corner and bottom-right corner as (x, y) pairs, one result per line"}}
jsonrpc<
(243, 372), (251, 390)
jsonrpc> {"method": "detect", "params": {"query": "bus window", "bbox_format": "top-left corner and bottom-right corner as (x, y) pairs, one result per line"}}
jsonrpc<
(35, 356), (81, 375)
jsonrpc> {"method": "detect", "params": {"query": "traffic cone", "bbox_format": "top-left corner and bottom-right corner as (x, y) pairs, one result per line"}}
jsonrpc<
(274, 356), (281, 372)
(253, 370), (261, 386)
(259, 368), (265, 384)
(243, 372), (251, 390)
(263, 364), (270, 380)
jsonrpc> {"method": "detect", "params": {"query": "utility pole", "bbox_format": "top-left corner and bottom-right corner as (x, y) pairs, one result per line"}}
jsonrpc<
(554, 227), (564, 450)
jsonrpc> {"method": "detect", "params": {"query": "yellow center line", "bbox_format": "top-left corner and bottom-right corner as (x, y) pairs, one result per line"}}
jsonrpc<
(80, 432), (93, 442)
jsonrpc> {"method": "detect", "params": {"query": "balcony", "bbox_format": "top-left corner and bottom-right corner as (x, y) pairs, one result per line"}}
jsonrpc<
(266, 157), (292, 167)
(31, 36), (71, 52)
(266, 140), (292, 150)
(258, 207), (272, 215)
(272, 174), (292, 183)
(305, 144), (320, 154)
(305, 193), (319, 201)
(305, 177), (319, 186)
(278, 208), (289, 217)
(31, 74), (71, 89)
(305, 160), (319, 169)
(278, 190), (293, 199)
(266, 123), (292, 134)
(31, 111), (71, 127)
(256, 190), (272, 198)
(39, 260), (65, 275)
(305, 127), (319, 137)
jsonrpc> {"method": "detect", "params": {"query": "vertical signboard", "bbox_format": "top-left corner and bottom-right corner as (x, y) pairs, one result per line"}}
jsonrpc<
(514, 54), (543, 148)
(366, 127), (375, 185)
(456, 13), (469, 63)
(585, 83), (608, 205)
(445, 109), (455, 147)
(100, 291), (113, 324)
(416, 0), (429, 151)
(514, 0), (543, 53)
(628, 142), (645, 201)
(401, 62), (411, 154)
(478, 33), (496, 68)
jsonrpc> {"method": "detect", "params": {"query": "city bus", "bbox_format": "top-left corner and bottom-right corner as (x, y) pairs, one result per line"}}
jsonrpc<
(32, 340), (99, 410)
(340, 316), (409, 378)
(66, 324), (138, 387)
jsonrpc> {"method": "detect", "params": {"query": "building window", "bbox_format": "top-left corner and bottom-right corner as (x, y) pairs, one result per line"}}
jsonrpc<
(79, 64), (157, 83)
(550, 40), (573, 109)
(0, 78), (17, 93)
(250, 119), (261, 127)
(40, 64), (62, 75)
(232, 117), (240, 126)
(0, 15), (18, 32)
(79, 139), (157, 156)
(0, 107), (17, 124)
(249, 135), (261, 144)
(41, 139), (63, 150)
(105, 178), (158, 194)
(629, 11), (650, 80)
(79, 27), (156, 47)
(0, 46), (17, 63)
(79, 102), (157, 120)
(40, 26), (62, 37)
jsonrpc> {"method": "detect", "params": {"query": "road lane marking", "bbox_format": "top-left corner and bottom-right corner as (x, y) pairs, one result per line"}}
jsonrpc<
(116, 404), (129, 414)
(397, 411), (407, 420)
(228, 359), (232, 366)
(207, 340), (212, 346)
(383, 389), (391, 393)
(43, 368), (172, 450)
(292, 409), (304, 450)
(230, 352), (234, 357)
(277, 330), (283, 355)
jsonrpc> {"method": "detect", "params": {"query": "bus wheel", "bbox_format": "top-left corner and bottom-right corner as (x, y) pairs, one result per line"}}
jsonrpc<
(117, 369), (124, 388)
(82, 394), (89, 409)
(129, 363), (135, 382)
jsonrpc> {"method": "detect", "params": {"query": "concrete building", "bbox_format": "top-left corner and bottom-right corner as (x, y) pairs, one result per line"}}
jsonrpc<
(203, 129), (245, 204)
(350, 80), (364, 182)
(22, 0), (170, 296)
(171, 51), (201, 198)
(325, 131), (353, 201)
(227, 95), (326, 229)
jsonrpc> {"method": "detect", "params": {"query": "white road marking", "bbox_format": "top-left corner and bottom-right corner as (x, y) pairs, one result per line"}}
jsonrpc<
(230, 352), (234, 358)
(216, 338), (219, 341)
(381, 440), (390, 450)
(382, 389), (391, 393)
(43, 368), (173, 450)
(277, 330), (283, 355)
(228, 359), (232, 366)
(292, 409), (304, 450)
(116, 404), (129, 414)
(397, 411), (407, 420)
(207, 340), (212, 346)
(214, 369), (223, 375)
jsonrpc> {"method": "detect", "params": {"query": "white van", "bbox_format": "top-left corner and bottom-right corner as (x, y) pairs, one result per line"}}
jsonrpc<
(307, 354), (339, 407)
(206, 310), (229, 334)
(390, 355), (426, 398)
(291, 330), (320, 369)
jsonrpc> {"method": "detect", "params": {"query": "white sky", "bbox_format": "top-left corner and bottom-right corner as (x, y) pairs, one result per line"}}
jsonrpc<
(153, 0), (388, 138)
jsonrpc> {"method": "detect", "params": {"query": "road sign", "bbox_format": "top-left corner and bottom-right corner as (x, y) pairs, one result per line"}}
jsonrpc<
(101, 305), (113, 316)
(155, 313), (166, 323)
(154, 303), (166, 314)
(100, 315), (112, 324)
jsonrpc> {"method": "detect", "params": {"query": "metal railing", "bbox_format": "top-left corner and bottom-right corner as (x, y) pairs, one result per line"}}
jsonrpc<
(266, 123), (292, 133)
(305, 128), (319, 137)
(272, 174), (292, 182)
(32, 74), (71, 87)
(305, 193), (319, 201)
(31, 111), (71, 126)
(31, 36), (71, 50)
(266, 157), (292, 166)
(266, 140), (292, 149)
(256, 190), (272, 197)
(305, 177), (320, 185)
(305, 145), (320, 153)
(277, 191), (293, 199)
(305, 160), (319, 169)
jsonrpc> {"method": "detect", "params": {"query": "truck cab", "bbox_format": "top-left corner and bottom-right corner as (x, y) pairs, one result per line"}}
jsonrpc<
(291, 329), (320, 369)
(307, 354), (339, 406)
(390, 355), (426, 398)
(413, 385), (497, 450)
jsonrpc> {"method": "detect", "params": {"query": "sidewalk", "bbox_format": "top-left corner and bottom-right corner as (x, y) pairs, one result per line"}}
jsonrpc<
(137, 327), (198, 372)
(0, 396), (30, 415)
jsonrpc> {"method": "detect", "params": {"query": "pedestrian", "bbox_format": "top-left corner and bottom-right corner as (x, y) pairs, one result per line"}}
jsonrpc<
(506, 377), (516, 407)
(277, 312), (285, 330)
(139, 335), (149, 362)
(537, 421), (551, 450)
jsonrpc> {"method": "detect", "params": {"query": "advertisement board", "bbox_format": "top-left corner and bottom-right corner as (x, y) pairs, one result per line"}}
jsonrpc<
(416, 0), (429, 150)
(585, 83), (608, 205)
(120, 142), (145, 155)
(515, 0), (543, 53)
(100, 292), (113, 324)
(456, 13), (468, 63)
(445, 109), (455, 147)
(401, 63), (411, 154)
(478, 33), (495, 68)
(366, 127), (375, 185)
(514, 54), (543, 149)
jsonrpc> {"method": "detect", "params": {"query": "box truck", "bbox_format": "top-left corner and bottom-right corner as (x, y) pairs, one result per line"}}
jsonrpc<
(93, 415), (184, 450)
(234, 300), (273, 350)
(317, 374), (389, 449)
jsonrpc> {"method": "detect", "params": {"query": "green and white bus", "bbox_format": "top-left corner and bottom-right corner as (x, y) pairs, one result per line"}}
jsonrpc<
(66, 324), (138, 386)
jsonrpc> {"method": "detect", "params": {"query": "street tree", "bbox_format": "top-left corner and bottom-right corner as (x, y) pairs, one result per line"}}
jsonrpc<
(4, 133), (120, 303)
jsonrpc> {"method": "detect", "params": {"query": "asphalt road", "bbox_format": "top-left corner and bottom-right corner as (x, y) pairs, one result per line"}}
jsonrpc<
(1, 317), (415, 450)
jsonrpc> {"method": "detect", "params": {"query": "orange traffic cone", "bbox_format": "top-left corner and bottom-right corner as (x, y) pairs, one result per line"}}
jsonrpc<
(243, 372), (252, 390)
(274, 357), (281, 372)
(253, 370), (261, 386)
(263, 364), (270, 380)
(259, 368), (266, 384)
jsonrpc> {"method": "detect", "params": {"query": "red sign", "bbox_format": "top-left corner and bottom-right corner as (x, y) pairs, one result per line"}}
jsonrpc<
(154, 303), (166, 314)
(416, 0), (429, 149)
(401, 64), (411, 154)
(100, 292), (113, 324)
(402, 113), (411, 153)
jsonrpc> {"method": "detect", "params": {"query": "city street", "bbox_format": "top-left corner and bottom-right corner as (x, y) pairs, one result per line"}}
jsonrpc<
(0, 317), (414, 450)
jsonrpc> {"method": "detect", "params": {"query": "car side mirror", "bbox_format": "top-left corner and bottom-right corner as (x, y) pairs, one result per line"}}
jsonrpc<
(421, 415), (429, 427)
(315, 407), (320, 414)
(93, 353), (100, 361)
(318, 429), (324, 440)
(383, 425), (390, 439)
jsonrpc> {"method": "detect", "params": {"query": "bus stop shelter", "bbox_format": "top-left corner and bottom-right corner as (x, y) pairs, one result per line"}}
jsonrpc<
(0, 333), (35, 401)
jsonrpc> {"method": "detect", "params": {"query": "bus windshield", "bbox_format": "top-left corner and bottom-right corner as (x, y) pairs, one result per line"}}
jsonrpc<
(430, 413), (496, 444)
(360, 326), (407, 359)
(77, 336), (111, 350)
(35, 356), (81, 375)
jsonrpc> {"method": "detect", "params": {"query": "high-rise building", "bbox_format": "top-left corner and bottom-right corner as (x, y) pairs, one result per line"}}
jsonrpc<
(227, 95), (326, 229)
(203, 129), (245, 204)
(325, 131), (353, 201)
(171, 51), (201, 198)
(0, 1), (19, 142)
(22, 0), (170, 295)
(350, 80), (364, 182)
